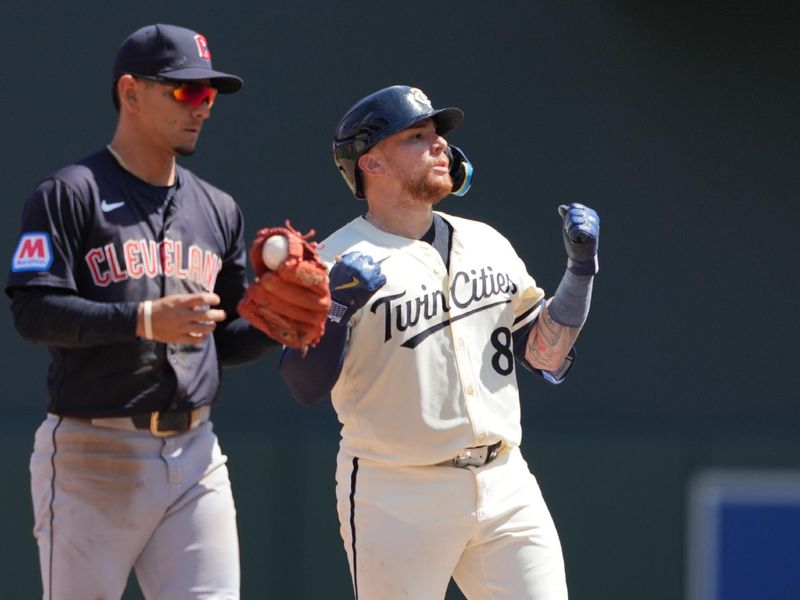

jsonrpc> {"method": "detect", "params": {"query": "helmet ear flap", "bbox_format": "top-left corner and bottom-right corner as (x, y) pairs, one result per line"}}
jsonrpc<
(447, 145), (473, 196)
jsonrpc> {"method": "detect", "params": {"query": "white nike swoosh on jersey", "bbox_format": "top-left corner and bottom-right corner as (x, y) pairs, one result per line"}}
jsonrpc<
(100, 199), (125, 213)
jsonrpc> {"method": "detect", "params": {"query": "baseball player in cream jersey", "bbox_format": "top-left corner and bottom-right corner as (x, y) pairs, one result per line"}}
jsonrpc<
(281, 85), (600, 599)
(317, 213), (544, 465)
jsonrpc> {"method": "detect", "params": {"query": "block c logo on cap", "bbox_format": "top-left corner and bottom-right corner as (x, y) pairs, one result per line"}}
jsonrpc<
(194, 34), (212, 61)
(12, 232), (53, 272)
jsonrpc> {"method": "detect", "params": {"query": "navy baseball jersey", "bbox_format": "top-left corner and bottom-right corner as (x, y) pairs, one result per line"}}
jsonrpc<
(6, 148), (247, 417)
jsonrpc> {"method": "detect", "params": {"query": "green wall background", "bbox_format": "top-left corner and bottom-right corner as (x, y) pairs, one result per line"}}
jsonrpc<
(2, 1), (798, 598)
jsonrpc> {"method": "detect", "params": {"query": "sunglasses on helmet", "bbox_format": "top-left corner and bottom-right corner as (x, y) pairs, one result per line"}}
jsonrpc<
(132, 75), (218, 108)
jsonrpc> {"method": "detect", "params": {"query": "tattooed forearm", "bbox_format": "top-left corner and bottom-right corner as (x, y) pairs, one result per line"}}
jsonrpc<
(525, 302), (581, 371)
(536, 306), (562, 346)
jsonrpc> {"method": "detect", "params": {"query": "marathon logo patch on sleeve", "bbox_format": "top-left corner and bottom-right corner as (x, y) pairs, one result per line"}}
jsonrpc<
(11, 232), (53, 272)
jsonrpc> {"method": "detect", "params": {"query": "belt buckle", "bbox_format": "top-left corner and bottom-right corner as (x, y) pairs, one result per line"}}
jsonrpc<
(149, 411), (182, 438)
(452, 455), (472, 468)
(486, 441), (501, 464)
(453, 446), (489, 468)
(452, 442), (502, 468)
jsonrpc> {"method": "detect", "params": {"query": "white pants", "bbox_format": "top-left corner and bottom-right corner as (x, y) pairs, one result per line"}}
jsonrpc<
(30, 414), (240, 600)
(335, 445), (568, 600)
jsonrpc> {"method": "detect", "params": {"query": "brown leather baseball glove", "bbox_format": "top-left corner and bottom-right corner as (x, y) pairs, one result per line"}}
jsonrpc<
(237, 221), (331, 352)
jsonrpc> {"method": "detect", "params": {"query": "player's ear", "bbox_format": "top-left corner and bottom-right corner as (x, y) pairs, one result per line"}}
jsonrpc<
(117, 75), (140, 112)
(358, 153), (385, 176)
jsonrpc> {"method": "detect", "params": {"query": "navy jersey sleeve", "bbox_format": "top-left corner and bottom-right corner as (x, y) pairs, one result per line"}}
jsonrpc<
(10, 287), (138, 347)
(7, 176), (89, 295)
(212, 202), (247, 313)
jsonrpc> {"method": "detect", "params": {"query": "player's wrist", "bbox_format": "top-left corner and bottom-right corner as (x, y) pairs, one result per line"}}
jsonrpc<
(548, 269), (594, 327)
(136, 301), (145, 337)
(136, 300), (155, 339)
(566, 256), (598, 276)
(327, 299), (355, 326)
(327, 300), (348, 324)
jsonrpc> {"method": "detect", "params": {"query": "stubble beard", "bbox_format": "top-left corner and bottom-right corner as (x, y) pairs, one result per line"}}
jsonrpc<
(405, 171), (452, 206)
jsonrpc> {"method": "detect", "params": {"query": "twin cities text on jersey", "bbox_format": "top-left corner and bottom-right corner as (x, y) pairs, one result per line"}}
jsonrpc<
(84, 237), (223, 290)
(370, 266), (518, 345)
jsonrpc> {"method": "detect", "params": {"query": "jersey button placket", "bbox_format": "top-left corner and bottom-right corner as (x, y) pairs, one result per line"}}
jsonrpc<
(161, 198), (178, 296)
(445, 251), (481, 439)
(450, 321), (480, 436)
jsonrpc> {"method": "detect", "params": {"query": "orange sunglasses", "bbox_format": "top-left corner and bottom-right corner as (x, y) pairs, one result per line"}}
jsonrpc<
(133, 74), (218, 108)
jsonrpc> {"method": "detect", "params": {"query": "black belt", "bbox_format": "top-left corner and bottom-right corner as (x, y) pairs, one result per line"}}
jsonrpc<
(436, 441), (503, 468)
(131, 408), (208, 437)
(63, 406), (211, 438)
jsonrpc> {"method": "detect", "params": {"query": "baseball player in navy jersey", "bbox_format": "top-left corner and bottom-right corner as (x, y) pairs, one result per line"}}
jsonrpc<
(280, 85), (600, 599)
(5, 24), (320, 600)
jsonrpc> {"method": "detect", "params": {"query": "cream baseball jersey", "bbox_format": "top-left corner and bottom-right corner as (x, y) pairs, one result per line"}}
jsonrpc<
(319, 212), (545, 466)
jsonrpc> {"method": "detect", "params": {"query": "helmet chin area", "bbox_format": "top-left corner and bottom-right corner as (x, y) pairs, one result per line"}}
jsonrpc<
(447, 145), (473, 196)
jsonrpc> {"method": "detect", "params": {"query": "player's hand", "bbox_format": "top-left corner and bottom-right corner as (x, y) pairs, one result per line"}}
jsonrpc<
(329, 251), (387, 322)
(558, 203), (599, 275)
(139, 292), (226, 344)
